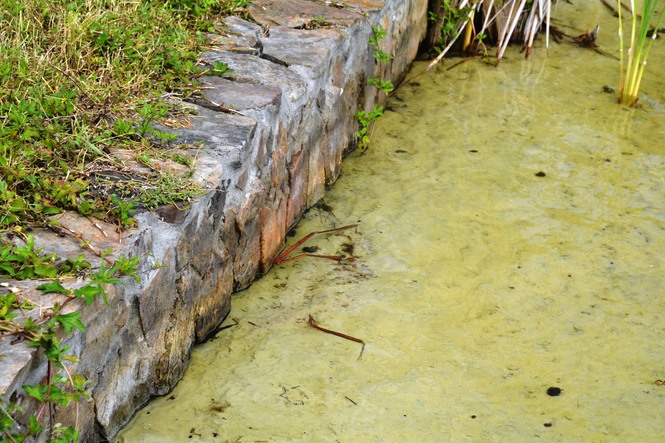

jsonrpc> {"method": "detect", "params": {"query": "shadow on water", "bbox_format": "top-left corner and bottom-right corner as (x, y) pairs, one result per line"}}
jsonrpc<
(118, 2), (665, 442)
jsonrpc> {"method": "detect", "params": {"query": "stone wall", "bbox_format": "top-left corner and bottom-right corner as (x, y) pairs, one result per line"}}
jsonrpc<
(0, 0), (427, 440)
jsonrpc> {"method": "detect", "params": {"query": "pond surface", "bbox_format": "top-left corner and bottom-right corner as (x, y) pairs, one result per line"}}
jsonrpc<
(118, 3), (665, 442)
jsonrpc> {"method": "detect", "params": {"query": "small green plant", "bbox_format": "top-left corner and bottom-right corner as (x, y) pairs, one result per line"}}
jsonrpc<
(355, 105), (384, 151)
(369, 25), (394, 63)
(616, 0), (665, 106)
(305, 15), (332, 29)
(1, 249), (139, 441)
(0, 236), (58, 280)
(368, 76), (395, 94)
(355, 20), (394, 152)
(431, 0), (474, 54)
(111, 195), (138, 228)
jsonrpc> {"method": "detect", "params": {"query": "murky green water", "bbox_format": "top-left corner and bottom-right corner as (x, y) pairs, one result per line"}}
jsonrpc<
(119, 3), (665, 442)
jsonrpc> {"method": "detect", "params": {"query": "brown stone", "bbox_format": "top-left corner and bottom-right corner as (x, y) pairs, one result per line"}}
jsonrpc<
(259, 196), (287, 273)
(286, 147), (309, 230)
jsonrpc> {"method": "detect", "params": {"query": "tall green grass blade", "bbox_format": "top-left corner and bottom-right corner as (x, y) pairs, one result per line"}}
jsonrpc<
(617, 0), (665, 106)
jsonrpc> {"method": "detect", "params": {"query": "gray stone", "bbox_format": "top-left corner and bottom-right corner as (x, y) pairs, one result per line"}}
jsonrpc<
(210, 16), (264, 56)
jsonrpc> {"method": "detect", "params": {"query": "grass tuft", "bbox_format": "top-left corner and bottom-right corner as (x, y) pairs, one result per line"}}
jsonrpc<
(0, 0), (246, 231)
(617, 0), (665, 107)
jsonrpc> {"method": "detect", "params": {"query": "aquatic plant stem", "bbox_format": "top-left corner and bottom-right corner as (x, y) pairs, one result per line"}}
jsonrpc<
(308, 315), (366, 360)
(426, 0), (480, 71)
(617, 0), (665, 106)
(273, 224), (358, 265)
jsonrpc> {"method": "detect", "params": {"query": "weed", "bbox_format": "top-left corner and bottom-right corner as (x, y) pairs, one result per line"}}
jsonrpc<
(430, 0), (474, 54)
(302, 15), (333, 30)
(616, 0), (665, 106)
(1, 249), (139, 441)
(356, 21), (393, 151)
(368, 76), (395, 94)
(0, 0), (244, 234)
(369, 25), (394, 63)
(0, 236), (58, 280)
(355, 106), (384, 151)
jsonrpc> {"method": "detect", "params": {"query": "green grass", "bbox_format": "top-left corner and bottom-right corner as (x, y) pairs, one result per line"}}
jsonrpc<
(0, 0), (247, 233)
(617, 0), (665, 106)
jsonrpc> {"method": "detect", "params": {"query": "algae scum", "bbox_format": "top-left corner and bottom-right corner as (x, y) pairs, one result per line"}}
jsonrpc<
(119, 5), (665, 442)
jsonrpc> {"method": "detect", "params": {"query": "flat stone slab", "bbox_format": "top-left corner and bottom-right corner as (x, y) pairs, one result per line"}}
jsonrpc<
(260, 27), (340, 76)
(248, 0), (380, 28)
(206, 16), (263, 56)
(199, 76), (282, 111)
(201, 51), (307, 104)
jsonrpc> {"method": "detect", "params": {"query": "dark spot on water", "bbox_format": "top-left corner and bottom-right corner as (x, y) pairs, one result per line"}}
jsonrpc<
(469, 149), (478, 153)
(209, 401), (230, 413)
(302, 246), (319, 253)
(316, 201), (334, 213)
(604, 158), (611, 162)
(395, 149), (409, 154)
(471, 415), (477, 419)
(535, 171), (546, 177)
(602, 85), (615, 93)
(341, 243), (355, 255)
(646, 28), (662, 38)
(409, 81), (420, 87)
(168, 395), (176, 400)
(544, 422), (553, 427)
(547, 387), (562, 396)
(287, 229), (297, 237)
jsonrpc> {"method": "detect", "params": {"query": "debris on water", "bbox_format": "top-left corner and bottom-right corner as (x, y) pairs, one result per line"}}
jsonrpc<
(547, 387), (562, 396)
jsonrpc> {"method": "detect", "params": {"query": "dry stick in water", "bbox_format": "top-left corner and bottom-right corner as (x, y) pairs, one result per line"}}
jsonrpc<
(308, 315), (366, 360)
(273, 224), (358, 265)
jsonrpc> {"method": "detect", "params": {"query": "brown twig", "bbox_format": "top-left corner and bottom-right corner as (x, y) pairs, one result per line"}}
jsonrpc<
(273, 224), (357, 265)
(275, 253), (346, 265)
(47, 223), (114, 265)
(308, 315), (365, 360)
(86, 216), (108, 238)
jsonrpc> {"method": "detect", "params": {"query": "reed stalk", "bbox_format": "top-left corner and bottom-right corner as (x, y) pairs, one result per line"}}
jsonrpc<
(617, 0), (665, 106)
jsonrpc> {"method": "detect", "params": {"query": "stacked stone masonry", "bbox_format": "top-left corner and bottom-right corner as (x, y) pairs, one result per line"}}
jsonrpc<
(0, 0), (427, 440)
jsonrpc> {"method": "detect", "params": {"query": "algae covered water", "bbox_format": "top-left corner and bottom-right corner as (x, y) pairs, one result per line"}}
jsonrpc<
(118, 3), (665, 441)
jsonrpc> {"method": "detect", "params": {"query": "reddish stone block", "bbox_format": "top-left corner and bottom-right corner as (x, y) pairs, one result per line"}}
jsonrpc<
(259, 196), (287, 273)
(286, 146), (309, 230)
